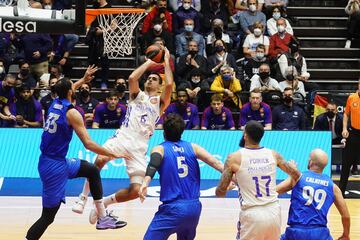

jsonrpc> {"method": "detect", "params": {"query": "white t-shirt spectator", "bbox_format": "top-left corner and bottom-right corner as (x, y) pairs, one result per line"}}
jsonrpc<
(250, 74), (281, 91)
(243, 33), (270, 52)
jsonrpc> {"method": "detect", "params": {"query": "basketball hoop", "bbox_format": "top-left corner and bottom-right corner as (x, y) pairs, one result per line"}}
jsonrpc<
(86, 8), (146, 59)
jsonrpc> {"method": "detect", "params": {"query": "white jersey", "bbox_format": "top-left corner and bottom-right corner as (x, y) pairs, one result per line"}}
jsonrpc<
(121, 90), (160, 140)
(235, 147), (278, 210)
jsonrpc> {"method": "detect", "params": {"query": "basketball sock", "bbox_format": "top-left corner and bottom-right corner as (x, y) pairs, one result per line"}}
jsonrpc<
(81, 180), (91, 197)
(104, 193), (118, 208)
(94, 199), (106, 218)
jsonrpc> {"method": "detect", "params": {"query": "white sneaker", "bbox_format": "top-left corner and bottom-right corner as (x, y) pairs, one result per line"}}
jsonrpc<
(72, 194), (88, 214)
(345, 40), (351, 48)
(89, 208), (98, 225)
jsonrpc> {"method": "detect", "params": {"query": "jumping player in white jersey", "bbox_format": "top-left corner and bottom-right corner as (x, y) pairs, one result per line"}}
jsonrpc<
(72, 47), (174, 224)
(216, 120), (301, 240)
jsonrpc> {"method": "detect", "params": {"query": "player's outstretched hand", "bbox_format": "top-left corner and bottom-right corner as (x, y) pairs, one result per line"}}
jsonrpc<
(288, 160), (298, 170)
(227, 181), (237, 191)
(163, 47), (170, 62)
(138, 184), (147, 203)
(83, 65), (98, 83)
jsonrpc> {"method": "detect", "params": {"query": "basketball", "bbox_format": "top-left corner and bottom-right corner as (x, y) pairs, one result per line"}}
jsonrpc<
(145, 44), (165, 63)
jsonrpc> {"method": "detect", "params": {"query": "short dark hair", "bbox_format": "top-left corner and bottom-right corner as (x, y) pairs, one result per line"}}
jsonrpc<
(18, 59), (29, 68)
(107, 90), (119, 98)
(283, 87), (293, 92)
(211, 94), (223, 102)
(163, 113), (185, 142)
(244, 120), (264, 144)
(54, 77), (72, 99)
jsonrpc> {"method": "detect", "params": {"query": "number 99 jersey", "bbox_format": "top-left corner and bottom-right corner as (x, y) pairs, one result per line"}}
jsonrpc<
(288, 171), (334, 227)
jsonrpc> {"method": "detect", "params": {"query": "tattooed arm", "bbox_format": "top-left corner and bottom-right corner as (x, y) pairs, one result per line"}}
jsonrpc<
(273, 150), (301, 182)
(216, 151), (241, 197)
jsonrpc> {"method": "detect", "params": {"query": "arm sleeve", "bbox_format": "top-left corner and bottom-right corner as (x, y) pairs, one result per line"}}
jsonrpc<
(145, 152), (163, 179)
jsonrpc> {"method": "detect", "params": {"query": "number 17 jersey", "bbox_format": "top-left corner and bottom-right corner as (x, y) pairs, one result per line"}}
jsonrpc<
(288, 171), (334, 227)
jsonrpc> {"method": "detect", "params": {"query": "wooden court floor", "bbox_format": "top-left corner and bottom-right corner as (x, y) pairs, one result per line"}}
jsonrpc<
(0, 197), (359, 240)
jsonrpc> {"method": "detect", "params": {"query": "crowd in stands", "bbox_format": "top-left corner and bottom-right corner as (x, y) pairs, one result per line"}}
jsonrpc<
(0, 0), (359, 131)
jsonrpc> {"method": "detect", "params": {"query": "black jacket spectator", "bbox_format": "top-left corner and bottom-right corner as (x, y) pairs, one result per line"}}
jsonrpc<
(313, 112), (343, 144)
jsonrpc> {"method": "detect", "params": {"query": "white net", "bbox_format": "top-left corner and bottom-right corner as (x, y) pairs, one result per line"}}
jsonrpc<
(97, 11), (146, 59)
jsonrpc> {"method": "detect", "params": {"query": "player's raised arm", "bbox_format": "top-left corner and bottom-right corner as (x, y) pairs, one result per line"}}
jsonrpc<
(72, 65), (98, 91)
(333, 184), (351, 240)
(191, 143), (223, 173)
(128, 59), (157, 100)
(216, 152), (241, 197)
(160, 47), (174, 113)
(67, 108), (128, 160)
(273, 150), (301, 181)
(139, 145), (164, 202)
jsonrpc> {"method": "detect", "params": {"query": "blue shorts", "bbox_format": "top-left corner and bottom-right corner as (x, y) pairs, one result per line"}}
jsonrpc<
(281, 226), (332, 240)
(144, 199), (202, 240)
(38, 155), (81, 208)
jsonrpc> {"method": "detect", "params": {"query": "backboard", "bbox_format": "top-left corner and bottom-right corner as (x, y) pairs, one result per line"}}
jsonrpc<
(0, 0), (86, 34)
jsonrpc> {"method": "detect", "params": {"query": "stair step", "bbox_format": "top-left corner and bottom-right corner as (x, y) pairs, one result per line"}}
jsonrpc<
(288, 0), (347, 7)
(306, 58), (360, 69)
(301, 48), (360, 58)
(294, 17), (347, 28)
(299, 37), (347, 48)
(288, 7), (347, 17)
(293, 27), (347, 37)
(308, 68), (360, 79)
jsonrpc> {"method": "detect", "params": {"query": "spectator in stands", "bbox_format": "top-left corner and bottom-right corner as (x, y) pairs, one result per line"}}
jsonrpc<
(210, 65), (242, 110)
(142, 0), (172, 34)
(49, 64), (64, 80)
(169, 0), (201, 12)
(279, 67), (306, 98)
(201, 0), (229, 34)
(313, 101), (343, 145)
(272, 87), (307, 130)
(114, 77), (128, 105)
(12, 33), (52, 81)
(239, 89), (272, 129)
(92, 90), (127, 129)
(40, 76), (58, 118)
(85, 0), (111, 89)
(249, 63), (280, 92)
(231, 0), (266, 40)
(178, 68), (210, 110)
(266, 6), (293, 36)
(207, 39), (238, 79)
(11, 83), (43, 128)
(176, 40), (208, 83)
(15, 60), (37, 89)
(173, 0), (201, 34)
(142, 19), (174, 54)
(201, 93), (235, 130)
(0, 33), (15, 73)
(242, 21), (269, 58)
(0, 59), (6, 81)
(175, 19), (205, 57)
(76, 83), (99, 128)
(345, 0), (360, 48)
(161, 88), (200, 129)
(206, 19), (233, 55)
(264, 0), (288, 18)
(268, 18), (293, 60)
(0, 74), (16, 127)
(244, 44), (270, 85)
(231, 0), (264, 14)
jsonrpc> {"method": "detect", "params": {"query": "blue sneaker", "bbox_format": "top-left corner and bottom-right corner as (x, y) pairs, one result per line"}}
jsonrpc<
(96, 213), (127, 230)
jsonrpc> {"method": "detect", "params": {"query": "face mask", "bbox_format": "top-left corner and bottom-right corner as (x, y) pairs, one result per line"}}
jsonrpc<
(286, 74), (294, 81)
(44, 4), (52, 9)
(0, 67), (4, 74)
(184, 25), (194, 32)
(153, 24), (162, 32)
(253, 28), (262, 36)
(116, 84), (126, 93)
(259, 71), (270, 80)
(222, 74), (232, 81)
(188, 50), (198, 56)
(215, 45), (224, 52)
(256, 52), (264, 59)
(326, 111), (335, 119)
(290, 45), (299, 53)
(50, 85), (56, 94)
(80, 89), (90, 98)
(283, 96), (293, 104)
(273, 12), (281, 20)
(20, 69), (29, 76)
(191, 78), (201, 84)
(277, 25), (285, 33)
(183, 3), (191, 10)
(158, 7), (166, 13)
(249, 4), (257, 12)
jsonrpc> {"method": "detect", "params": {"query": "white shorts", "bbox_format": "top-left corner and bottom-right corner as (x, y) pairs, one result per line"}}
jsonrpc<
(103, 130), (148, 178)
(237, 201), (281, 240)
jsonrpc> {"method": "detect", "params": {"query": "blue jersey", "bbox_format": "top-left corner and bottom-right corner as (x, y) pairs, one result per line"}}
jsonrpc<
(40, 98), (73, 160)
(288, 171), (334, 227)
(158, 140), (200, 203)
